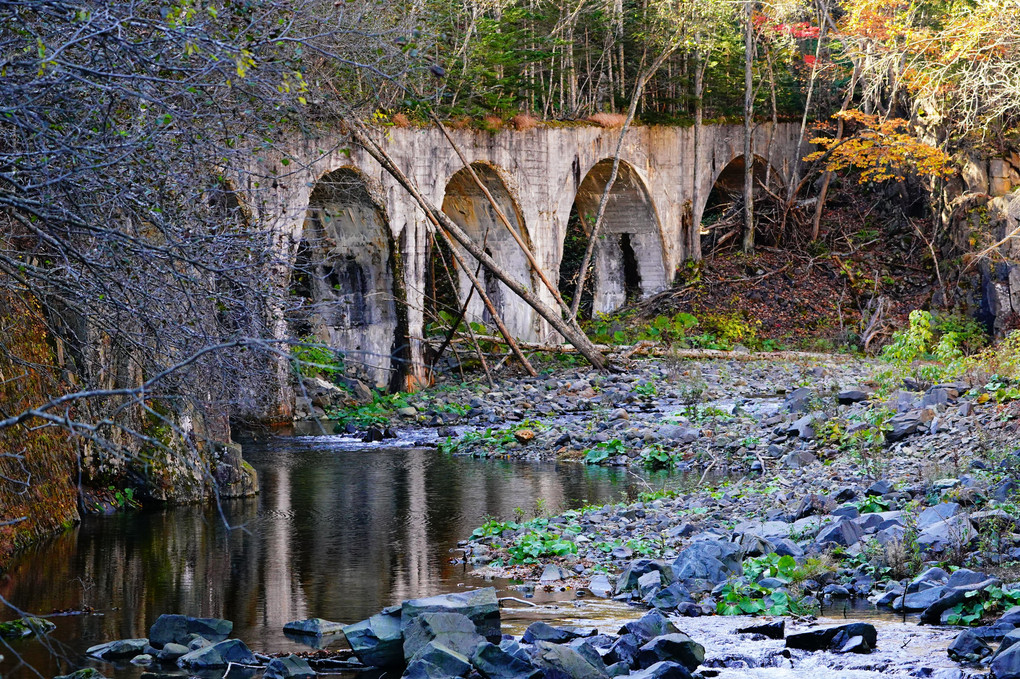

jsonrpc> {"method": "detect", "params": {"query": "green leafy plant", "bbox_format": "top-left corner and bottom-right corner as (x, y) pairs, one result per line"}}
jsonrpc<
(291, 335), (345, 379)
(639, 444), (678, 469)
(945, 587), (1020, 626)
(584, 438), (626, 464)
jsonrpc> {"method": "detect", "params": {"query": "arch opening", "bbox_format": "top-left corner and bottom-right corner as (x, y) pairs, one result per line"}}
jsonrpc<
(289, 167), (403, 390)
(700, 155), (784, 253)
(560, 160), (667, 318)
(440, 163), (534, 339)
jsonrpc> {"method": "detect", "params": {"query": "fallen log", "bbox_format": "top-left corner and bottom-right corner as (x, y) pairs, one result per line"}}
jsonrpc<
(417, 335), (859, 363)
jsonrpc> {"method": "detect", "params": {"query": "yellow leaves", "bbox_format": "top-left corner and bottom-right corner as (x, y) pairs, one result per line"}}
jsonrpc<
(234, 49), (255, 78)
(805, 110), (955, 184)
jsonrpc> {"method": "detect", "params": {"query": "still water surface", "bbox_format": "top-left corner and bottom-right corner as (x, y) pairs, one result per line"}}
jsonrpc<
(0, 430), (681, 678)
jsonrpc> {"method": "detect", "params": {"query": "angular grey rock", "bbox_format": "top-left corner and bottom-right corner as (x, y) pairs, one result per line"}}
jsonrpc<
(156, 642), (190, 662)
(647, 583), (694, 611)
(403, 611), (484, 663)
(898, 586), (946, 612)
(918, 503), (962, 529)
(815, 518), (863, 547)
(782, 451), (817, 469)
(995, 642), (1020, 679)
(177, 639), (256, 669)
(625, 661), (693, 679)
(615, 559), (673, 594)
(530, 640), (609, 679)
(636, 634), (705, 672)
(916, 515), (975, 552)
(284, 617), (345, 636)
(404, 643), (472, 679)
(87, 639), (149, 660)
(149, 614), (232, 648)
(523, 622), (589, 645)
(947, 629), (992, 663)
(784, 387), (814, 413)
(588, 575), (613, 598)
(996, 629), (1020, 659)
(343, 607), (404, 668)
(619, 611), (680, 645)
(264, 655), (317, 679)
(401, 588), (501, 643)
(837, 389), (870, 405)
(786, 623), (877, 652)
(736, 621), (784, 639)
(471, 641), (542, 679)
(671, 541), (742, 584)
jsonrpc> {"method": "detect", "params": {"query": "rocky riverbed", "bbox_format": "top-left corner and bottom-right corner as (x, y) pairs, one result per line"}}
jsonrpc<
(313, 352), (1020, 676)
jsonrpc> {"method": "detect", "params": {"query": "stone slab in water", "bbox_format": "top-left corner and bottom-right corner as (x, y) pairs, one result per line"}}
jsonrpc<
(86, 638), (149, 660)
(625, 661), (694, 679)
(177, 639), (255, 668)
(283, 617), (345, 636)
(265, 655), (317, 679)
(785, 623), (877, 652)
(149, 614), (232, 647)
(343, 607), (404, 668)
(401, 587), (501, 643)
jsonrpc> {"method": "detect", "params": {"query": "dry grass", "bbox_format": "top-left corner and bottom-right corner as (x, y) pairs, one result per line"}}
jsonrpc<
(448, 117), (472, 130)
(587, 112), (628, 128)
(482, 115), (504, 131)
(391, 112), (410, 128)
(511, 113), (538, 131)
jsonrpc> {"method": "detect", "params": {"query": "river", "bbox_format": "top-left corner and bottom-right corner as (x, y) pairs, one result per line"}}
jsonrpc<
(0, 428), (683, 678)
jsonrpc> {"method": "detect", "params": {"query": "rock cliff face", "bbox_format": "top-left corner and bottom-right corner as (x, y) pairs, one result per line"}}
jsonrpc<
(0, 290), (79, 561)
(948, 153), (1020, 335)
(246, 122), (807, 398)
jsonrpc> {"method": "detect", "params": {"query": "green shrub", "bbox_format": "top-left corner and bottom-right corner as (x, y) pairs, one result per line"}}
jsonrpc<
(291, 335), (344, 379)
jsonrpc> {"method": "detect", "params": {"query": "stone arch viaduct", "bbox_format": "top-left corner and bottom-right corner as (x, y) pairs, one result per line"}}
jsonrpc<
(253, 122), (807, 390)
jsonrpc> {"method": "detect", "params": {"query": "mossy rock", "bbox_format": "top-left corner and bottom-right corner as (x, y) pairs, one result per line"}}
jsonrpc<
(54, 669), (107, 679)
(0, 616), (56, 638)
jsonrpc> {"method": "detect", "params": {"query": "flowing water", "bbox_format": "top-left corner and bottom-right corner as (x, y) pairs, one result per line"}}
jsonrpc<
(0, 427), (684, 678)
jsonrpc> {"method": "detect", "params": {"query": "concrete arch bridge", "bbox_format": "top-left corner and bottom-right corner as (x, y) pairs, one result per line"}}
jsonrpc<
(261, 123), (806, 390)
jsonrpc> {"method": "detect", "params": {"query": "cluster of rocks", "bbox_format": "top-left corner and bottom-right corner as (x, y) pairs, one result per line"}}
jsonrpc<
(341, 585), (878, 679)
(77, 613), (314, 679)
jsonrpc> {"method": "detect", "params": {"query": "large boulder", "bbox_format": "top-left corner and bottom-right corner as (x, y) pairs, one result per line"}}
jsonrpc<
(177, 639), (256, 669)
(403, 612), (484, 662)
(529, 640), (609, 679)
(401, 588), (501, 643)
(815, 518), (864, 548)
(786, 623), (877, 652)
(471, 642), (542, 679)
(948, 630), (993, 663)
(619, 611), (680, 645)
(615, 560), (674, 594)
(403, 642), (473, 679)
(522, 622), (593, 645)
(343, 606), (404, 668)
(671, 541), (742, 584)
(148, 614), (232, 648)
(636, 634), (705, 672)
(994, 642), (1020, 679)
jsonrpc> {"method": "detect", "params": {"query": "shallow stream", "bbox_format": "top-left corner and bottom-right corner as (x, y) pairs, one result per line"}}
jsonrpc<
(0, 427), (963, 678)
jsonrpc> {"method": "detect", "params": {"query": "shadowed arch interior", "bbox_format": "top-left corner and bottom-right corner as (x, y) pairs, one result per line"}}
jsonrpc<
(700, 155), (784, 252)
(290, 167), (403, 390)
(441, 163), (535, 339)
(561, 159), (667, 317)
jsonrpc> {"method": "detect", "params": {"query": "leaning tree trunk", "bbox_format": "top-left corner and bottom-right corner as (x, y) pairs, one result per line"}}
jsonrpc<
(347, 120), (612, 371)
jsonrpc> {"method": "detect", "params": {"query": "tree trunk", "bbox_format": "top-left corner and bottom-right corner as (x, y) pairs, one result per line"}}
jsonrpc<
(741, 0), (755, 254)
(348, 121), (611, 371)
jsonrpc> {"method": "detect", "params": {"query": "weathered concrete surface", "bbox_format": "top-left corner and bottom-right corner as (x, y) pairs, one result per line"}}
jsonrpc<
(247, 123), (805, 391)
